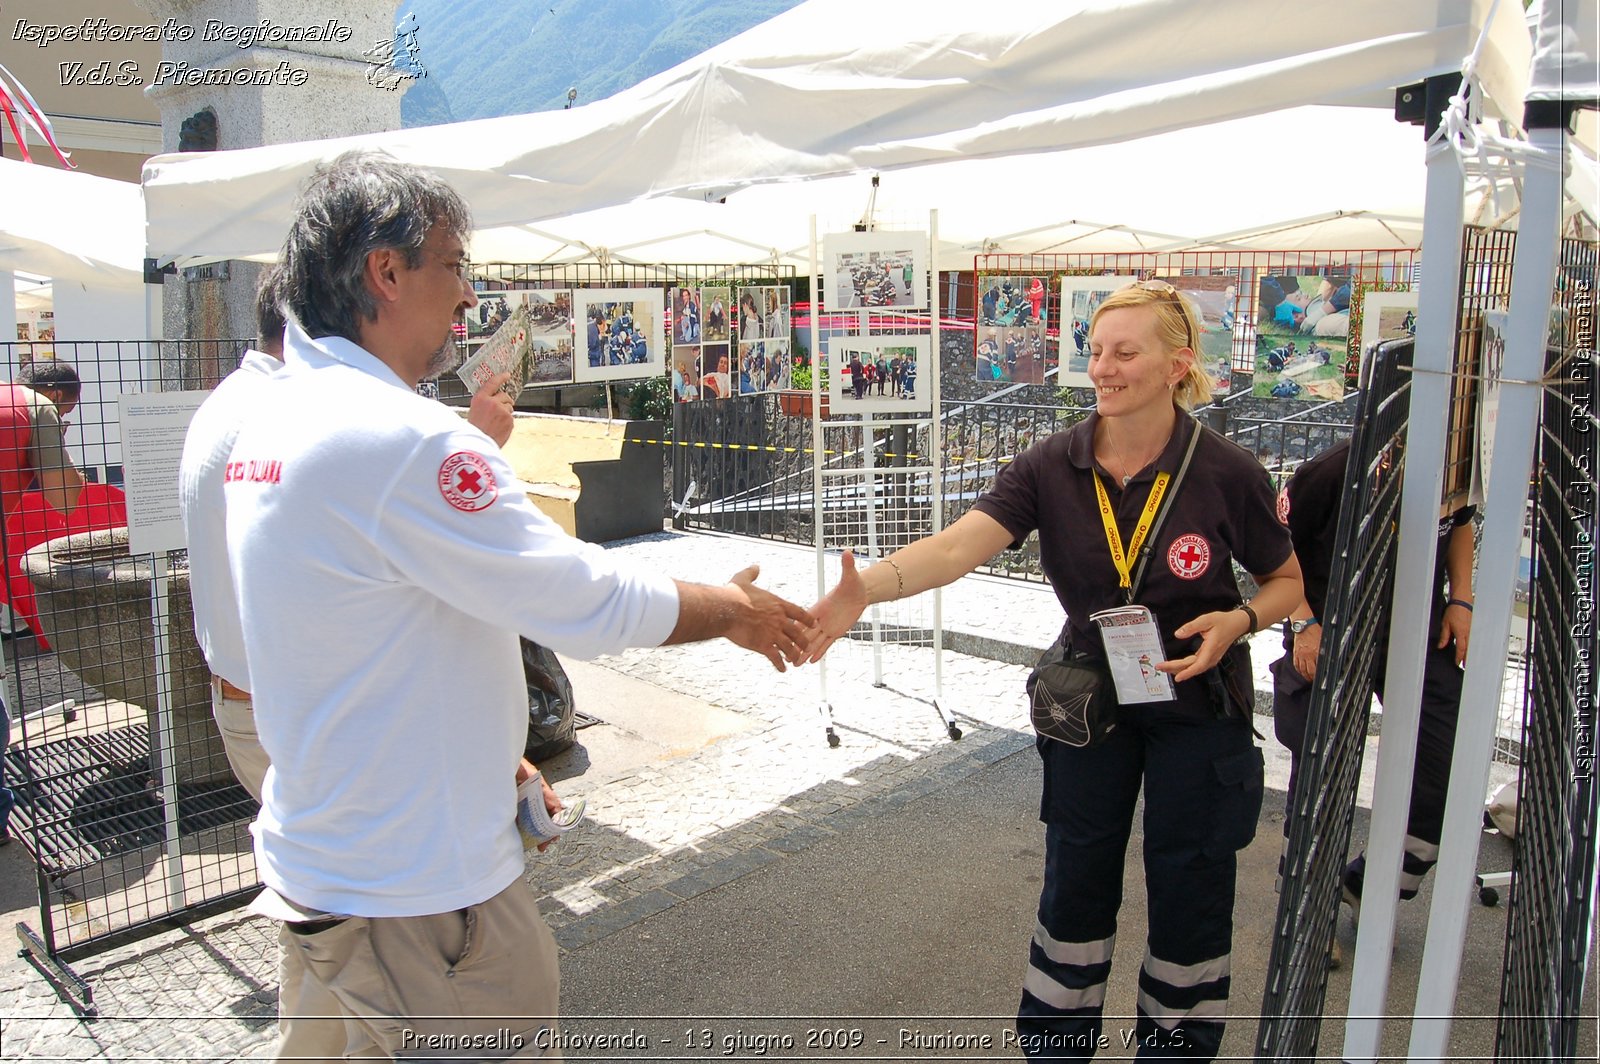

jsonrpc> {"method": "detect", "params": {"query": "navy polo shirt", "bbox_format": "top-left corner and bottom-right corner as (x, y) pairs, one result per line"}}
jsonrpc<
(1280, 438), (1474, 627)
(975, 409), (1292, 716)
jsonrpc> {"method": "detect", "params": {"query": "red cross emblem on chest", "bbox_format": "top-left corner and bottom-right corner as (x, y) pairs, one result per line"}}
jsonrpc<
(1167, 533), (1211, 580)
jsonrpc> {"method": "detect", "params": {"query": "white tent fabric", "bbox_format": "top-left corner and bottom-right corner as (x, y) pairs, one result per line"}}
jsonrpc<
(0, 158), (145, 290)
(142, 0), (1532, 266)
(466, 105), (1597, 272)
(1528, 0), (1599, 101)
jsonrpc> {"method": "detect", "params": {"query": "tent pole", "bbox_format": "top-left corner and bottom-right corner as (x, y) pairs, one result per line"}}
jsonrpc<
(1342, 74), (1467, 1064)
(1406, 109), (1576, 1063)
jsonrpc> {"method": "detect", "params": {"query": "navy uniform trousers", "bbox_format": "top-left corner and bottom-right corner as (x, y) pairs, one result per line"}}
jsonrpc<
(1272, 633), (1465, 900)
(1017, 707), (1264, 1061)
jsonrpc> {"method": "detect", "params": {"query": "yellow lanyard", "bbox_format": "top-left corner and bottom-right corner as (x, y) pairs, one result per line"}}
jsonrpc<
(1092, 470), (1171, 590)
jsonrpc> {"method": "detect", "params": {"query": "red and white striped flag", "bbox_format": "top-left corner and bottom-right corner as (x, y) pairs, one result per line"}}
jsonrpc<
(0, 62), (74, 168)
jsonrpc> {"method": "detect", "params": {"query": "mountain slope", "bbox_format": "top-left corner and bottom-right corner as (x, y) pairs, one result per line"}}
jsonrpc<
(398, 0), (803, 126)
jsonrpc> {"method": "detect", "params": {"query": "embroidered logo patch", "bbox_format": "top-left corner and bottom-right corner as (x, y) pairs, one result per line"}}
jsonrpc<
(1276, 488), (1291, 525)
(1167, 533), (1211, 579)
(438, 451), (498, 512)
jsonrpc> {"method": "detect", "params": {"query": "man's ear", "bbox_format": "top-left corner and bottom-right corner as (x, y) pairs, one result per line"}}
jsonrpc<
(364, 247), (404, 304)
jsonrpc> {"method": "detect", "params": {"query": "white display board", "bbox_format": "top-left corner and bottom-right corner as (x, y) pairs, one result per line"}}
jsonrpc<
(119, 391), (207, 555)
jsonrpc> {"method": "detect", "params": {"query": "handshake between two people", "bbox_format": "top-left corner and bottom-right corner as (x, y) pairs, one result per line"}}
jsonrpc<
(697, 551), (871, 671)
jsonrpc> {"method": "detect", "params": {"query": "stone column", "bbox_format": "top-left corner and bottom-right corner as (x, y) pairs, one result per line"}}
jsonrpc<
(132, 0), (406, 372)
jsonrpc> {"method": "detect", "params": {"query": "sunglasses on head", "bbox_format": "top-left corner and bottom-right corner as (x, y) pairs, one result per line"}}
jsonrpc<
(1130, 279), (1193, 349)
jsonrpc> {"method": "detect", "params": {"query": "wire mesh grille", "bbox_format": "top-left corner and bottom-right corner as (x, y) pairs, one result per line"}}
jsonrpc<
(1, 338), (256, 962)
(1253, 335), (1414, 1060)
(1254, 227), (1508, 1058)
(1495, 235), (1599, 1061)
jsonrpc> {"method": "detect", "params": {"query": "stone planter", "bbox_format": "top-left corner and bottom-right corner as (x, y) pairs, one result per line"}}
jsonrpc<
(21, 528), (231, 787)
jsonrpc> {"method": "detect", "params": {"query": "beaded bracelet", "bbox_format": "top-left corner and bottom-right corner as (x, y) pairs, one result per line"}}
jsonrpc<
(885, 559), (905, 599)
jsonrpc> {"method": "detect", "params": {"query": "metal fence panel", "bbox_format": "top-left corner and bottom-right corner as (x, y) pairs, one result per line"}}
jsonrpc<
(1, 338), (252, 1003)
(1495, 236), (1599, 1061)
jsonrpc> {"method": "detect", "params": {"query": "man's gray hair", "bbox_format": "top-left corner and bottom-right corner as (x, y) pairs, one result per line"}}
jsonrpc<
(254, 264), (287, 346)
(279, 150), (472, 344)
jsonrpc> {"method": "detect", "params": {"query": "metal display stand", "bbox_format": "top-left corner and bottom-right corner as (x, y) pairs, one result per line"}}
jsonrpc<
(808, 211), (955, 746)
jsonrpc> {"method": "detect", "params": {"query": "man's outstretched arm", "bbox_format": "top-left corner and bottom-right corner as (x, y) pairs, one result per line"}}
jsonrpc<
(667, 565), (815, 671)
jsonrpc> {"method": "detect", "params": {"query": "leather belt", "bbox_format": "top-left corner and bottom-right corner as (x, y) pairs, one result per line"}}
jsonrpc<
(210, 675), (251, 701)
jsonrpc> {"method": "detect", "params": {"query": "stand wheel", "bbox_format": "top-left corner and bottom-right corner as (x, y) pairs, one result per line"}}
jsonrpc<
(826, 728), (840, 749)
(947, 723), (963, 741)
(1479, 887), (1499, 907)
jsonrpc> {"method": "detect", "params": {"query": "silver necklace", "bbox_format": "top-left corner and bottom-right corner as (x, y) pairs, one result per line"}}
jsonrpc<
(1106, 427), (1171, 487)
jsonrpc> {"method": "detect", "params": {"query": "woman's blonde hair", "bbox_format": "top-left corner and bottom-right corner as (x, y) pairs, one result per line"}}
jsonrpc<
(1089, 281), (1215, 410)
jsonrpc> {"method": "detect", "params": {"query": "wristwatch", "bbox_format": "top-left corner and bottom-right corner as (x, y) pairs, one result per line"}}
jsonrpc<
(1290, 617), (1320, 634)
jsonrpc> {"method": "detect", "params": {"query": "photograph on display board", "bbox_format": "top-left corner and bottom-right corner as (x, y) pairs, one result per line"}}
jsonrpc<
(1354, 290), (1418, 390)
(977, 275), (1049, 329)
(1473, 309), (1508, 505)
(824, 231), (929, 311)
(1058, 276), (1137, 387)
(761, 287), (792, 342)
(466, 290), (525, 342)
(1162, 276), (1235, 395)
(670, 287), (702, 345)
(523, 290), (576, 385)
(572, 288), (666, 384)
(735, 289), (765, 343)
(671, 347), (701, 403)
(976, 325), (1048, 384)
(830, 336), (933, 413)
(1252, 271), (1353, 400)
(698, 344), (733, 400)
(739, 338), (792, 394)
(701, 286), (731, 343)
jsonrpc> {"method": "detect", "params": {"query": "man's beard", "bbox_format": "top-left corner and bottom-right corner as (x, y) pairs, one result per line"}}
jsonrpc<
(422, 335), (463, 380)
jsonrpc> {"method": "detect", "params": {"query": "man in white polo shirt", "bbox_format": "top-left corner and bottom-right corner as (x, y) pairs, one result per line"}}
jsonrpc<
(180, 268), (517, 807)
(224, 150), (814, 1059)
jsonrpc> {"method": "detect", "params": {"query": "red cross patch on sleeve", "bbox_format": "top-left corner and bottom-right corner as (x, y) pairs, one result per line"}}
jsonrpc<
(438, 451), (498, 512)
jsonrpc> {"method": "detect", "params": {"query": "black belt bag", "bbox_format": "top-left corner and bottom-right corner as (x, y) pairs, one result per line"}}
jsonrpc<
(1027, 642), (1120, 748)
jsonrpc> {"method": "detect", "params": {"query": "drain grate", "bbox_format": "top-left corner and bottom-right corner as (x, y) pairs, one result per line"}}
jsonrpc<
(3, 723), (252, 875)
(573, 710), (603, 730)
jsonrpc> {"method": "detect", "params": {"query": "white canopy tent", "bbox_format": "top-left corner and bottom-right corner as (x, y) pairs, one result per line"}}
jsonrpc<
(141, 0), (1535, 268)
(0, 158), (144, 291)
(465, 105), (1598, 273)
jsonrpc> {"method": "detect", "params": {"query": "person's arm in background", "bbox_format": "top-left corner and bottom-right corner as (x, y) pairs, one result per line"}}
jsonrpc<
(1438, 518), (1475, 665)
(30, 403), (83, 516)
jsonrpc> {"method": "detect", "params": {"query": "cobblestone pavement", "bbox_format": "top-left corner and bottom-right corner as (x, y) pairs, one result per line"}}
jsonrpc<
(0, 530), (1524, 1061)
(0, 532), (1056, 1062)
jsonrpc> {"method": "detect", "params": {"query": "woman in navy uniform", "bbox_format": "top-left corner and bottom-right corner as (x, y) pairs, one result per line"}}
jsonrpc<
(806, 281), (1301, 1060)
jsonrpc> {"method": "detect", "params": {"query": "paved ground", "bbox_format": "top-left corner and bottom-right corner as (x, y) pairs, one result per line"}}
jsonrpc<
(0, 530), (1584, 1062)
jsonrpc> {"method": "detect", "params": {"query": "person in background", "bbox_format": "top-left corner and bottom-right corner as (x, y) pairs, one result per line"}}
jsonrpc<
(805, 280), (1301, 1061)
(0, 358), (87, 844)
(1271, 438), (1474, 932)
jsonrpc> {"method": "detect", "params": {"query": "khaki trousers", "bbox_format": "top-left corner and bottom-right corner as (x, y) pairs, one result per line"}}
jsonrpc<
(210, 678), (269, 804)
(275, 879), (560, 1061)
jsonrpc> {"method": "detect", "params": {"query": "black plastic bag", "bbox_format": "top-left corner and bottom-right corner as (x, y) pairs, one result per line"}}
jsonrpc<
(521, 638), (577, 761)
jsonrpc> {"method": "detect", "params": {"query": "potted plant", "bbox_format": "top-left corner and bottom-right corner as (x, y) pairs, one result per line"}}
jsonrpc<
(779, 355), (829, 418)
